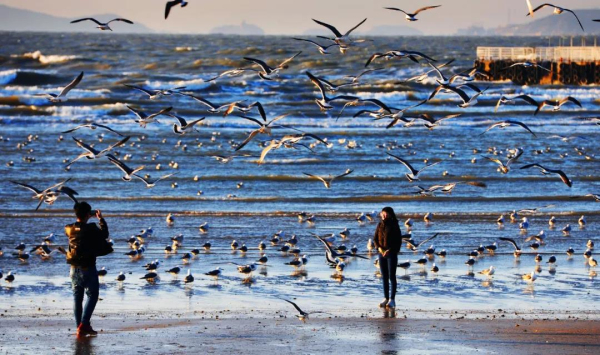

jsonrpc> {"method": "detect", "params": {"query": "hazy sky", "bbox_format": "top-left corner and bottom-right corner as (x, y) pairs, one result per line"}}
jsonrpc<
(2, 0), (600, 34)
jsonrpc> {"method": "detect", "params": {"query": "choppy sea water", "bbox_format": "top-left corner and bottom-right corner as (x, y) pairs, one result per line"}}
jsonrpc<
(0, 33), (598, 317)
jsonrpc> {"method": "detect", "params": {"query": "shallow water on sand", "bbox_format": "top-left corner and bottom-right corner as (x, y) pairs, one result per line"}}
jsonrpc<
(0, 33), (598, 317)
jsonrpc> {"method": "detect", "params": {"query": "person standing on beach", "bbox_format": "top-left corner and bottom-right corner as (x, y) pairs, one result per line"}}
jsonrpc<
(65, 202), (109, 337)
(374, 206), (402, 309)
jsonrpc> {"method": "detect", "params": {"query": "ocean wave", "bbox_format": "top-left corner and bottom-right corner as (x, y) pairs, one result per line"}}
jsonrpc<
(0, 69), (18, 85)
(14, 51), (79, 65)
(145, 78), (210, 91)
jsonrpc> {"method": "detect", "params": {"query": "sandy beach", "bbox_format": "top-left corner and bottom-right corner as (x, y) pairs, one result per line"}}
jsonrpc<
(1, 311), (600, 354)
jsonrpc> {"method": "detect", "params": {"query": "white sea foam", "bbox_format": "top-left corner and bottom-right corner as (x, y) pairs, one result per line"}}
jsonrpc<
(14, 51), (79, 65)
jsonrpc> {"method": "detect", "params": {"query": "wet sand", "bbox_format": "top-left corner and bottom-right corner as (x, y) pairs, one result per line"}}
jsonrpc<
(1, 312), (599, 354)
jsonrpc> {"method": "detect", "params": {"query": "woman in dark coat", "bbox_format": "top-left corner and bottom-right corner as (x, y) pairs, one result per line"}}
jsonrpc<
(373, 206), (402, 309)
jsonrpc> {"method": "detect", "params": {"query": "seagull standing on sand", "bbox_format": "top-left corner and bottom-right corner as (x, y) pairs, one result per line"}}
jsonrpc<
(70, 18), (134, 31)
(279, 298), (327, 322)
(384, 5), (441, 21)
(35, 72), (83, 103)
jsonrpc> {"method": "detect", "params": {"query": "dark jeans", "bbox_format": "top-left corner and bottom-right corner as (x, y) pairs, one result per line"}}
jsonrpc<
(379, 253), (398, 300)
(70, 265), (99, 327)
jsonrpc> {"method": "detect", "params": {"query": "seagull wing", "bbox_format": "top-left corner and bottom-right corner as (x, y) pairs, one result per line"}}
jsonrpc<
(72, 137), (98, 155)
(360, 98), (392, 112)
(126, 105), (147, 119)
(10, 181), (42, 195)
(560, 96), (582, 107)
(383, 7), (409, 15)
(238, 115), (265, 127)
(165, 0), (179, 19)
(386, 151), (419, 176)
(280, 298), (306, 315)
(513, 94), (539, 107)
(563, 9), (584, 31)
(247, 101), (267, 121)
(70, 18), (102, 25)
(107, 154), (134, 175)
(546, 167), (573, 187)
(499, 237), (520, 251)
(306, 71), (327, 99)
(483, 156), (504, 167)
(417, 233), (439, 248)
(243, 57), (273, 73)
(303, 173), (329, 187)
(278, 51), (302, 69)
(505, 120), (537, 137)
(365, 53), (383, 67)
(332, 169), (353, 181)
(235, 129), (261, 151)
(528, 3), (554, 16)
(413, 5), (441, 15)
(61, 123), (92, 134)
(344, 18), (367, 36)
(292, 38), (323, 47)
(312, 19), (343, 37)
(124, 84), (156, 97)
(167, 113), (188, 126)
(258, 140), (280, 163)
(147, 106), (173, 120)
(506, 148), (524, 166)
(101, 136), (131, 155)
(90, 123), (125, 136)
(107, 18), (134, 24)
(58, 72), (83, 98)
(183, 93), (218, 110)
(494, 96), (507, 113)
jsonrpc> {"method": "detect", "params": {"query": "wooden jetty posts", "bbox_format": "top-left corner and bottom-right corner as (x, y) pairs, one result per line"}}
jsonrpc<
(474, 46), (600, 85)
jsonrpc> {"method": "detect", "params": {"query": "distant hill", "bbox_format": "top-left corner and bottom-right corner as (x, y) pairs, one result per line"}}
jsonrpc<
(209, 21), (264, 35)
(363, 25), (423, 36)
(0, 5), (153, 33)
(457, 8), (600, 36)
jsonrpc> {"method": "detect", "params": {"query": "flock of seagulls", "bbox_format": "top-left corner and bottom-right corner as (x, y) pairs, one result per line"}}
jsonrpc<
(2, 1), (599, 320)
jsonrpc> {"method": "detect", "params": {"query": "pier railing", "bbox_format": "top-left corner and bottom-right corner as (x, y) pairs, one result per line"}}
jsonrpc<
(477, 46), (600, 62)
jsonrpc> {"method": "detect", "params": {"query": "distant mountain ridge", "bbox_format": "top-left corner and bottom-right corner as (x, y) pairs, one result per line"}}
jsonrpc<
(457, 8), (600, 36)
(209, 21), (264, 35)
(0, 4), (153, 33)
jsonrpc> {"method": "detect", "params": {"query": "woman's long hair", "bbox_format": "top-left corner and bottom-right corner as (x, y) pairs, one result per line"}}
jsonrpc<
(381, 206), (399, 224)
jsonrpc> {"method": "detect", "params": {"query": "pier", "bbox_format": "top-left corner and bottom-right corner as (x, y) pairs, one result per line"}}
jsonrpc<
(474, 46), (600, 85)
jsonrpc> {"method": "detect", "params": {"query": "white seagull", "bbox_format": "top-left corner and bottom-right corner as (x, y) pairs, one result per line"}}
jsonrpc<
(70, 17), (133, 31)
(35, 72), (83, 103)
(384, 5), (441, 21)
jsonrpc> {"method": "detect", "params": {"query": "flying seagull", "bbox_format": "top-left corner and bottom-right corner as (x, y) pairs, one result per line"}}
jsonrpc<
(534, 96), (581, 115)
(35, 72), (83, 103)
(165, 0), (188, 19)
(386, 152), (442, 182)
(106, 154), (145, 181)
(167, 113), (205, 135)
(365, 50), (436, 67)
(62, 123), (125, 137)
(124, 84), (185, 100)
(243, 52), (302, 80)
(66, 136), (131, 169)
(526, 3), (584, 32)
(483, 148), (523, 174)
(306, 71), (358, 111)
(11, 179), (78, 210)
(292, 38), (339, 55)
(70, 18), (133, 31)
(519, 163), (572, 187)
(234, 114), (289, 151)
(384, 5), (441, 21)
(304, 169), (353, 189)
(501, 62), (551, 72)
(494, 94), (539, 113)
(312, 18), (367, 52)
(126, 105), (172, 128)
(481, 120), (536, 137)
